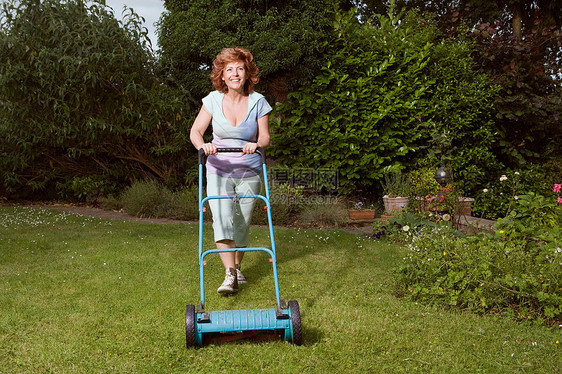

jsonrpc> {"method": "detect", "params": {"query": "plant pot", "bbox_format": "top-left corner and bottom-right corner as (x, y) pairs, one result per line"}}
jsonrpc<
(383, 196), (409, 212)
(457, 197), (474, 216)
(380, 214), (394, 223)
(348, 209), (375, 220)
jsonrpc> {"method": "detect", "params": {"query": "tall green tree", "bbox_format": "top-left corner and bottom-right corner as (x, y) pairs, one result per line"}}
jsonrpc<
(157, 0), (353, 106)
(358, 0), (562, 164)
(271, 8), (500, 195)
(0, 0), (191, 198)
(359, 0), (561, 31)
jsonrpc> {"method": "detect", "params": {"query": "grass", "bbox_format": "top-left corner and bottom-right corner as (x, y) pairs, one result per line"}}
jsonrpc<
(0, 206), (560, 373)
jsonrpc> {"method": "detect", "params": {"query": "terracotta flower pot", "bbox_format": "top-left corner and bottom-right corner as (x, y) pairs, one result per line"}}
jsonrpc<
(349, 209), (375, 220)
(380, 214), (394, 223)
(457, 197), (474, 216)
(383, 196), (409, 212)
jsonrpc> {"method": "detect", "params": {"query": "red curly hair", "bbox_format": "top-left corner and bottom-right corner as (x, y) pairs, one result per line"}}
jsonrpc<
(210, 47), (260, 94)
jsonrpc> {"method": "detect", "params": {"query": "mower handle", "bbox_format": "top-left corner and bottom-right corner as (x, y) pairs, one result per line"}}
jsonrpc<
(198, 147), (266, 165)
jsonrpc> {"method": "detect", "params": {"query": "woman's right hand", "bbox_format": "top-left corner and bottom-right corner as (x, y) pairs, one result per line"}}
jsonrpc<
(200, 142), (217, 155)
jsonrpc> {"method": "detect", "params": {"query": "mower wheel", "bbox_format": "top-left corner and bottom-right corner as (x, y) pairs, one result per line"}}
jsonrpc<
(185, 305), (197, 348)
(288, 300), (302, 345)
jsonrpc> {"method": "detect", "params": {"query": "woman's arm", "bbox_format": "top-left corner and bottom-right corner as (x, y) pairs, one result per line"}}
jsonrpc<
(190, 106), (217, 155)
(243, 114), (270, 154)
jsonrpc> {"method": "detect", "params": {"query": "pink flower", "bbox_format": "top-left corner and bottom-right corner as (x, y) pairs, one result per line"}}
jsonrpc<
(558, 197), (562, 204)
(554, 184), (561, 193)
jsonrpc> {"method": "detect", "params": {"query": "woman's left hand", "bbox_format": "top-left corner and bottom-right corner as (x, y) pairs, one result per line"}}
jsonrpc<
(242, 142), (258, 154)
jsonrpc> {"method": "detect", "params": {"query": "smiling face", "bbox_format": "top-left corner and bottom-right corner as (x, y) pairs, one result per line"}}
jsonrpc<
(210, 48), (259, 94)
(222, 61), (247, 93)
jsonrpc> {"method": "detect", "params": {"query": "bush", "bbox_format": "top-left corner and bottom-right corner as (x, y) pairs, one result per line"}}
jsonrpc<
(158, 0), (342, 104)
(121, 180), (172, 218)
(250, 183), (348, 227)
(395, 191), (562, 324)
(0, 0), (193, 197)
(252, 183), (305, 226)
(407, 166), (441, 199)
(57, 175), (119, 203)
(117, 179), (342, 225)
(99, 195), (123, 211)
(169, 185), (199, 221)
(472, 167), (559, 220)
(297, 196), (348, 227)
(270, 8), (499, 195)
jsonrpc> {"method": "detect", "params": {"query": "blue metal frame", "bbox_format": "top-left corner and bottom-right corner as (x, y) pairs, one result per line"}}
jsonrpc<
(185, 148), (302, 347)
(197, 151), (280, 308)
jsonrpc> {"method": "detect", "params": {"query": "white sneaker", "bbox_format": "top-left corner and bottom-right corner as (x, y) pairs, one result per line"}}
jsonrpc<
(236, 264), (247, 284)
(217, 268), (238, 295)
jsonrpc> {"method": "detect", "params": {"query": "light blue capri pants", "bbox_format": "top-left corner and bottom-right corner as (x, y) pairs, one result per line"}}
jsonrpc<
(206, 173), (261, 247)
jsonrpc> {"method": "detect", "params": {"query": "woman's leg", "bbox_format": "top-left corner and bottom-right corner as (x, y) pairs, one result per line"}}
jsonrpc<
(207, 173), (239, 294)
(216, 239), (238, 294)
(217, 239), (236, 269)
(232, 175), (261, 249)
(207, 173), (235, 270)
(232, 175), (261, 283)
(235, 251), (245, 266)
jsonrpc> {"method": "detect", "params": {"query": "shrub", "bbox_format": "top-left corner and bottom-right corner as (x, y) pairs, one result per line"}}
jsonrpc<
(99, 195), (123, 211)
(252, 183), (305, 226)
(395, 190), (562, 324)
(169, 185), (199, 221)
(56, 175), (119, 203)
(472, 168), (559, 220)
(121, 180), (172, 218)
(297, 196), (348, 227)
(0, 0), (192, 197)
(158, 0), (341, 103)
(407, 166), (441, 200)
(270, 8), (500, 195)
(250, 183), (348, 227)
(117, 179), (318, 225)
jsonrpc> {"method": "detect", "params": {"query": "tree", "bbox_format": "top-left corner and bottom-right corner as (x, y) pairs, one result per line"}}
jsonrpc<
(358, 0), (561, 31)
(0, 0), (191, 198)
(157, 0), (353, 106)
(453, 1), (562, 164)
(270, 7), (500, 195)
(357, 0), (562, 164)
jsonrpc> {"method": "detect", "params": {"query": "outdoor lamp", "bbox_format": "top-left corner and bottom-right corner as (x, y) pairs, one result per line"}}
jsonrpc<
(434, 166), (452, 187)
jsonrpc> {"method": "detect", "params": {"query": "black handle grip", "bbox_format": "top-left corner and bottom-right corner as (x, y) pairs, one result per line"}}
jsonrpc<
(198, 147), (266, 165)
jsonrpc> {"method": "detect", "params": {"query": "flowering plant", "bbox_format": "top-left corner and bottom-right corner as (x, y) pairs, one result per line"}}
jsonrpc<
(425, 184), (456, 212)
(471, 171), (524, 219)
(352, 201), (374, 210)
(554, 183), (561, 203)
(370, 211), (459, 242)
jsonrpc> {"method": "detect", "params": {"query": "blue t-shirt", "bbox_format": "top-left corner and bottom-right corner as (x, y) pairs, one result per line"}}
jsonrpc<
(202, 90), (272, 178)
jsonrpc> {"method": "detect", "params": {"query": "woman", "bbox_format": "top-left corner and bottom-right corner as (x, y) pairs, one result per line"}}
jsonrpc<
(190, 47), (272, 295)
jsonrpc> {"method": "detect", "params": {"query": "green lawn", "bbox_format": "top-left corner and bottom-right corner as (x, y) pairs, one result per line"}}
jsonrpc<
(0, 206), (559, 373)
